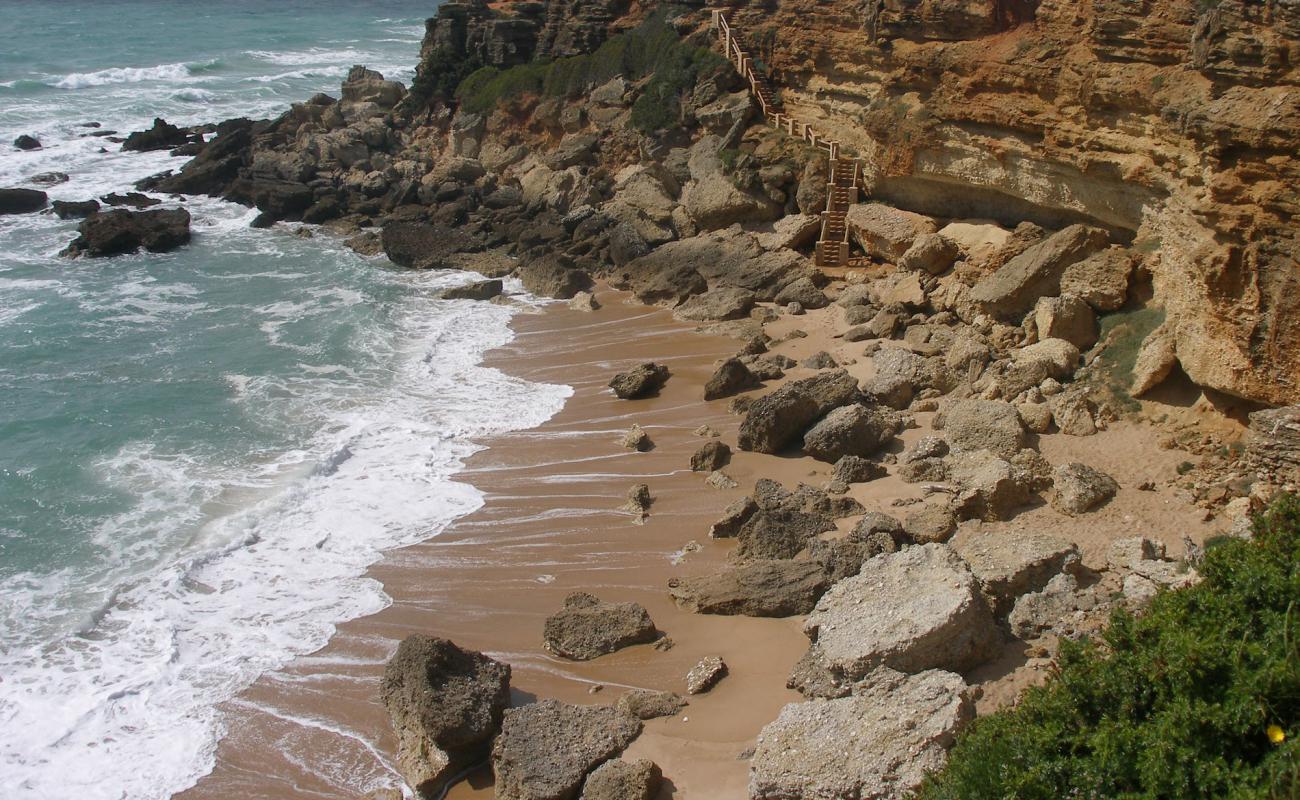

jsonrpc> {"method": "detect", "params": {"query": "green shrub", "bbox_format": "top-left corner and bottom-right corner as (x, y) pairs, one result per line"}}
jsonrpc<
(1093, 306), (1166, 409)
(405, 46), (484, 111)
(918, 494), (1300, 800)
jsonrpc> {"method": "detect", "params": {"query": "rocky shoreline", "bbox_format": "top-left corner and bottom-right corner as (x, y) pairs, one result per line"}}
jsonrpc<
(14, 1), (1297, 797)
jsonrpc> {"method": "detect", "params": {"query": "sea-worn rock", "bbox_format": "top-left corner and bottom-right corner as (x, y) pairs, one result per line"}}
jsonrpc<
(439, 279), (503, 301)
(609, 362), (669, 399)
(801, 351), (838, 370)
(708, 497), (757, 539)
(13, 134), (41, 151)
(737, 369), (859, 453)
(580, 758), (661, 800)
(543, 592), (657, 661)
(774, 277), (829, 309)
(943, 399), (1026, 458)
(685, 656), (727, 695)
(898, 232), (961, 274)
(380, 636), (511, 800)
(860, 346), (950, 410)
(0, 187), (49, 215)
(672, 286), (756, 322)
(734, 506), (836, 560)
(949, 451), (1032, 522)
(902, 502), (959, 543)
(968, 224), (1110, 319)
(689, 440), (731, 472)
(1050, 389), (1099, 436)
(800, 404), (899, 462)
(795, 544), (998, 690)
(568, 291), (600, 312)
(122, 117), (190, 152)
(622, 484), (652, 518)
(63, 207), (190, 257)
(850, 512), (906, 546)
(616, 690), (686, 720)
(1051, 462), (1119, 516)
(518, 256), (592, 300)
(1013, 338), (1082, 381)
(751, 668), (973, 800)
(621, 424), (652, 452)
(51, 199), (100, 219)
(381, 222), (479, 269)
(704, 357), (761, 400)
(1034, 295), (1097, 349)
(668, 560), (831, 617)
(492, 700), (641, 800)
(953, 532), (1079, 617)
(846, 203), (938, 260)
(830, 454), (887, 488)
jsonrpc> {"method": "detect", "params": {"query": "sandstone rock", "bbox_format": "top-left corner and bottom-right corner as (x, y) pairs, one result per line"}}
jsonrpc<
(1034, 295), (1097, 349)
(568, 291), (600, 312)
(737, 369), (859, 454)
(801, 351), (839, 370)
(809, 537), (889, 581)
(492, 700), (641, 800)
(29, 171), (68, 186)
(846, 203), (938, 260)
(797, 544), (999, 689)
(683, 172), (777, 230)
(381, 222), (478, 269)
(380, 636), (511, 799)
(943, 399), (1026, 458)
(868, 271), (927, 308)
(860, 346), (931, 409)
(754, 213), (823, 251)
(1051, 463), (1119, 516)
(672, 286), (756, 322)
(945, 334), (992, 376)
(850, 511), (906, 545)
(685, 656), (727, 695)
(969, 225), (1110, 319)
(669, 560), (831, 617)
(800, 404), (899, 463)
(1013, 338), (1081, 381)
(1131, 322), (1178, 396)
(898, 232), (961, 274)
(1060, 247), (1134, 312)
(543, 592), (658, 661)
(63, 207), (190, 257)
(1017, 401), (1053, 433)
(518, 256), (592, 300)
(439, 279), (503, 301)
(622, 484), (652, 518)
(950, 451), (1032, 522)
(954, 532), (1078, 617)
(0, 187), (49, 215)
(735, 506), (836, 560)
(774, 277), (830, 309)
(1050, 389), (1098, 436)
(690, 441), (731, 472)
(621, 424), (652, 452)
(709, 497), (757, 539)
(615, 690), (686, 720)
(580, 758), (661, 800)
(831, 455), (887, 487)
(1247, 405), (1300, 487)
(705, 470), (739, 490)
(903, 502), (959, 543)
(704, 357), (761, 401)
(609, 362), (669, 399)
(751, 668), (973, 800)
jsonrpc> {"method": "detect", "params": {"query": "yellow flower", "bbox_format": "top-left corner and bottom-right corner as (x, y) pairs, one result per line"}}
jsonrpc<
(1268, 725), (1286, 745)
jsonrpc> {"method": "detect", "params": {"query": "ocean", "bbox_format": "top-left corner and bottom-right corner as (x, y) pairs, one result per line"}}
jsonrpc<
(0, 2), (571, 797)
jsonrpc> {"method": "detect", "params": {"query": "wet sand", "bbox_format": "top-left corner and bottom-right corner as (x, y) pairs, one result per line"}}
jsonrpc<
(181, 283), (1224, 800)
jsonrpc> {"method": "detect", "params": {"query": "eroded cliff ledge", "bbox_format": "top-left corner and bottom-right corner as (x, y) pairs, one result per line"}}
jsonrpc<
(720, 0), (1299, 405)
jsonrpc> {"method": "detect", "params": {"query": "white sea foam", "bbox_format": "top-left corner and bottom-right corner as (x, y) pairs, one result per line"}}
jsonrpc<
(51, 62), (212, 89)
(245, 48), (377, 66)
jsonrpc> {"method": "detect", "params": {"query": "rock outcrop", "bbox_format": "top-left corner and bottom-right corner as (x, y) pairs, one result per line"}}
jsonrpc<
(492, 700), (642, 800)
(737, 369), (858, 454)
(609, 362), (670, 399)
(0, 188), (48, 215)
(543, 592), (658, 660)
(668, 560), (831, 617)
(63, 208), (191, 257)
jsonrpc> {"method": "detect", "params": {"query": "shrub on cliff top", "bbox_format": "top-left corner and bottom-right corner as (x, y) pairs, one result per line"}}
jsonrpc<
(919, 493), (1300, 800)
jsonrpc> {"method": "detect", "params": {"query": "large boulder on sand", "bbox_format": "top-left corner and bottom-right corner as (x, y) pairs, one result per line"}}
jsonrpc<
(953, 532), (1078, 617)
(800, 404), (899, 463)
(793, 544), (998, 693)
(942, 399), (1026, 458)
(672, 286), (756, 322)
(750, 668), (973, 800)
(949, 450), (1033, 522)
(968, 224), (1110, 319)
(517, 255), (592, 300)
(735, 506), (837, 560)
(492, 700), (642, 800)
(1051, 462), (1119, 516)
(543, 592), (658, 660)
(898, 232), (961, 274)
(63, 208), (190, 257)
(738, 370), (859, 453)
(704, 357), (761, 400)
(846, 203), (937, 260)
(668, 560), (832, 617)
(609, 362), (670, 399)
(580, 758), (662, 800)
(1130, 322), (1178, 397)
(380, 636), (511, 799)
(1060, 246), (1134, 312)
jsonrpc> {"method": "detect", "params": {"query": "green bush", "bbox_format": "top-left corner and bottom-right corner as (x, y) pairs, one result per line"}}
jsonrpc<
(918, 494), (1300, 800)
(405, 46), (483, 111)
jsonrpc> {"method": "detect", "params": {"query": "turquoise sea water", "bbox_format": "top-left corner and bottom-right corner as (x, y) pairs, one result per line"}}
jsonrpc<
(0, 3), (570, 797)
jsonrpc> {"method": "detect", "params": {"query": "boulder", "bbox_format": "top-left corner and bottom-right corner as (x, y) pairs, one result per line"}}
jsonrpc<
(615, 690), (686, 720)
(439, 279), (503, 301)
(122, 117), (189, 152)
(1247, 405), (1300, 488)
(751, 668), (973, 800)
(868, 271), (927, 308)
(830, 454), (887, 488)
(568, 291), (600, 312)
(1051, 462), (1119, 516)
(1017, 401), (1053, 433)
(13, 134), (41, 150)
(30, 171), (68, 186)
(0, 187), (48, 215)
(796, 544), (999, 689)
(846, 203), (938, 260)
(580, 759), (661, 800)
(807, 537), (889, 581)
(949, 451), (1032, 522)
(621, 424), (652, 452)
(51, 199), (100, 219)
(850, 512), (906, 545)
(492, 700), (642, 800)
(898, 232), (961, 275)
(542, 592), (658, 661)
(63, 207), (190, 257)
(1008, 571), (1105, 641)
(943, 399), (1026, 458)
(380, 636), (511, 799)
(1130, 322), (1178, 397)
(673, 287), (756, 322)
(668, 560), (831, 617)
(1034, 295), (1097, 349)
(1050, 389), (1098, 436)
(1013, 338), (1081, 381)
(801, 404), (899, 463)
(101, 191), (160, 208)
(381, 222), (479, 269)
(519, 256), (592, 300)
(683, 172), (777, 230)
(774, 277), (830, 309)
(860, 346), (950, 410)
(685, 656), (727, 695)
(622, 484), (652, 518)
(801, 351), (839, 370)
(1060, 246), (1134, 312)
(609, 362), (670, 399)
(903, 502), (959, 544)
(709, 497), (757, 539)
(704, 357), (761, 400)
(953, 532), (1078, 617)
(689, 440), (731, 472)
(968, 224), (1110, 319)
(738, 370), (859, 453)
(735, 506), (836, 560)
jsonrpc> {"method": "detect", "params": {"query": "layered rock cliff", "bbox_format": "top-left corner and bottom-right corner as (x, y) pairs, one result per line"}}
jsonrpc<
(719, 0), (1299, 405)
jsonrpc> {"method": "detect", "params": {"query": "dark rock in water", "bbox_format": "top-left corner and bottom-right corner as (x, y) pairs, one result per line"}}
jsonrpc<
(669, 559), (831, 617)
(30, 172), (69, 186)
(51, 199), (100, 219)
(13, 135), (41, 151)
(380, 635), (511, 800)
(543, 592), (658, 661)
(690, 440), (731, 472)
(226, 177), (313, 223)
(609, 362), (670, 399)
(381, 222), (481, 269)
(64, 207), (191, 257)
(738, 369), (860, 454)
(155, 118), (256, 196)
(580, 758), (662, 800)
(704, 357), (762, 401)
(168, 141), (206, 158)
(101, 191), (160, 208)
(301, 196), (342, 224)
(492, 699), (642, 800)
(439, 279), (503, 301)
(122, 118), (190, 152)
(249, 212), (276, 229)
(517, 255), (592, 300)
(0, 188), (49, 215)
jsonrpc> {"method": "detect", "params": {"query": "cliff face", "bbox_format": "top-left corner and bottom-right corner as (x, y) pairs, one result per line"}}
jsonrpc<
(721, 0), (1299, 405)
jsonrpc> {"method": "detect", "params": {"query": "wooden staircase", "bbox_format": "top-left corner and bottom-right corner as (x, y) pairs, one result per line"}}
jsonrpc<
(709, 9), (863, 269)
